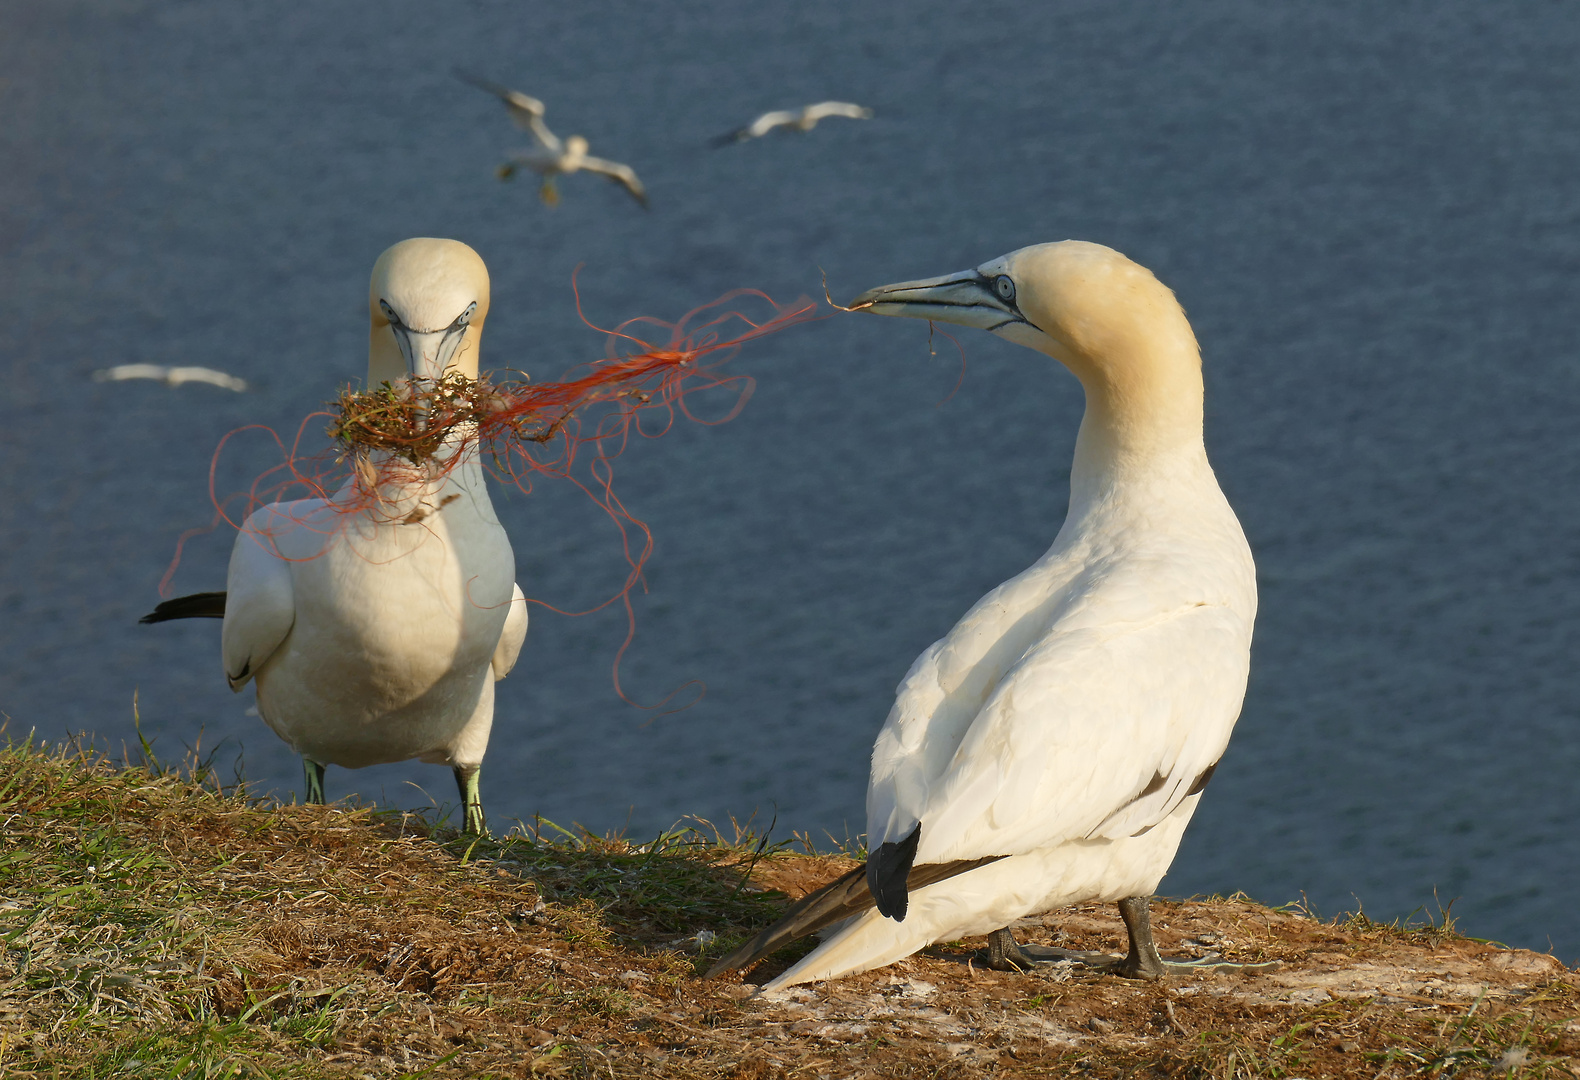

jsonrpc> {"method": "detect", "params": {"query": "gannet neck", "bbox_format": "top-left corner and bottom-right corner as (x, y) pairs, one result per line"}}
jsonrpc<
(1059, 317), (1207, 512)
(848, 239), (1209, 504)
(352, 428), (489, 512)
(368, 238), (491, 385)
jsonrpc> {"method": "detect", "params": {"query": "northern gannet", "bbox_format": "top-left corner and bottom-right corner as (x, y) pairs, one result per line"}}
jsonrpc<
(142, 238), (528, 834)
(95, 364), (249, 391)
(456, 72), (648, 209)
(710, 242), (1256, 988)
(709, 102), (873, 148)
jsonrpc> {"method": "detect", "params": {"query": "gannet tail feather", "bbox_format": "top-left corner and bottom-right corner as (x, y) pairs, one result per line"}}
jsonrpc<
(705, 851), (1005, 978)
(706, 864), (868, 978)
(139, 591), (227, 623)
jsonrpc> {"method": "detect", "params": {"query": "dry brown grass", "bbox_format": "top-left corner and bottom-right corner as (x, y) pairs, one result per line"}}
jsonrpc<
(1, 736), (1575, 1079)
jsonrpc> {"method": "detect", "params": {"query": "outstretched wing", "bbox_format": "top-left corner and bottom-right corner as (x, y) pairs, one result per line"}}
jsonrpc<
(804, 101), (873, 123)
(872, 599), (1251, 867)
(492, 583), (529, 679)
(220, 507), (298, 691)
(454, 70), (558, 149)
(710, 108), (796, 146)
(580, 155), (648, 207)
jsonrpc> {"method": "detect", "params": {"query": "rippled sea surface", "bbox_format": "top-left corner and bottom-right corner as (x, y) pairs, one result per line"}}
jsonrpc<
(4, 1), (1579, 959)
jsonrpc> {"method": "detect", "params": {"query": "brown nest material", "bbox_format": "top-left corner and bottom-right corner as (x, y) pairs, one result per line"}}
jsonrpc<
(327, 373), (525, 465)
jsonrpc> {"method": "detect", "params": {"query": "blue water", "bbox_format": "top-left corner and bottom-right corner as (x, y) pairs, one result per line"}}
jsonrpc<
(4, 1), (1578, 960)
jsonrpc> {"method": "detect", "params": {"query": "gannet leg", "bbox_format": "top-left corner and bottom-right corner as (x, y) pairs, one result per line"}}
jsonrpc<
(984, 927), (1035, 971)
(978, 897), (1211, 977)
(538, 180), (560, 206)
(1113, 895), (1168, 979)
(303, 758), (326, 805)
(1087, 896), (1282, 977)
(496, 162), (518, 180)
(454, 765), (486, 835)
(978, 927), (1113, 971)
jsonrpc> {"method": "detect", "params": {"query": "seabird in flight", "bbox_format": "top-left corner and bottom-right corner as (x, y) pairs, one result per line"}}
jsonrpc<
(710, 101), (873, 147)
(95, 364), (248, 391)
(456, 71), (648, 208)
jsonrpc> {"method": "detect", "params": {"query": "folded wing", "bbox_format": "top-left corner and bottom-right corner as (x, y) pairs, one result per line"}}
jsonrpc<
(873, 600), (1251, 868)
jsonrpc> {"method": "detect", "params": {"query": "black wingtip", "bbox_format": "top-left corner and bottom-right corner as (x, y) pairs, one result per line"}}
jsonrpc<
(453, 68), (495, 93)
(704, 863), (871, 978)
(139, 590), (227, 624)
(866, 824), (921, 922)
(708, 131), (742, 149)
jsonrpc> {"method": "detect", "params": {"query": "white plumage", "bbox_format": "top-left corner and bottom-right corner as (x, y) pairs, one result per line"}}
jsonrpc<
(711, 101), (873, 146)
(713, 241), (1254, 989)
(146, 238), (527, 833)
(456, 72), (648, 208)
(95, 364), (248, 391)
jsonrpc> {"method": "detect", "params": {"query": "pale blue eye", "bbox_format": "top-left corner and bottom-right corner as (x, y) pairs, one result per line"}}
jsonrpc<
(994, 276), (1016, 303)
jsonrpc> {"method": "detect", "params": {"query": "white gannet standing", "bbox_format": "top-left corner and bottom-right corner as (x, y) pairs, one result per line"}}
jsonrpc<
(710, 101), (873, 147)
(710, 242), (1256, 988)
(142, 238), (528, 834)
(455, 72), (648, 209)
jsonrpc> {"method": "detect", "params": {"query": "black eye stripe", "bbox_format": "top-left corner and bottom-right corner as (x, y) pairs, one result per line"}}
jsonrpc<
(976, 272), (1019, 311)
(380, 299), (477, 335)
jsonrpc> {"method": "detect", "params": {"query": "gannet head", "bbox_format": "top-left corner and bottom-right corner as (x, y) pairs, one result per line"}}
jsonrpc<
(848, 241), (1199, 387)
(367, 238), (491, 385)
(564, 135), (589, 162)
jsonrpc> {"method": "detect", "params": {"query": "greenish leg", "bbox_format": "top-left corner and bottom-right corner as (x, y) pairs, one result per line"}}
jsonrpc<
(302, 758), (326, 804)
(455, 765), (486, 836)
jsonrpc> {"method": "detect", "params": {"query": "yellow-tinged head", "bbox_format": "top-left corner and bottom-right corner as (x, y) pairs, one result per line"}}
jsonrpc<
(367, 238), (491, 385)
(849, 241), (1204, 454)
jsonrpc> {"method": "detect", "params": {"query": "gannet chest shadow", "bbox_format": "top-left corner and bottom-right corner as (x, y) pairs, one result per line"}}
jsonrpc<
(709, 241), (1257, 989)
(143, 238), (528, 834)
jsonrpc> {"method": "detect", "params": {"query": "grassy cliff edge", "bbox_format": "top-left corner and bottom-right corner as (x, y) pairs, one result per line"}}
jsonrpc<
(0, 737), (1574, 1079)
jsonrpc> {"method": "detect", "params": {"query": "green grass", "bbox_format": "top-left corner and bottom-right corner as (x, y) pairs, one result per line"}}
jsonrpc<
(0, 730), (797, 1077)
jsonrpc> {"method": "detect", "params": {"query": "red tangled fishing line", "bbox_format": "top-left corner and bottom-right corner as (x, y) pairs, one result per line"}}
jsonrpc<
(167, 279), (821, 709)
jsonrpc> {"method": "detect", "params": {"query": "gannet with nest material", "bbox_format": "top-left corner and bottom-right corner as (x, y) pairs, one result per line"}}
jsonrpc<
(456, 72), (648, 208)
(709, 242), (1255, 988)
(710, 101), (873, 147)
(142, 238), (528, 834)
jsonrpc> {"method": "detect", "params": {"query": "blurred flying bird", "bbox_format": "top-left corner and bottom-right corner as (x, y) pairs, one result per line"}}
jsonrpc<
(710, 101), (873, 147)
(456, 71), (648, 209)
(95, 364), (248, 392)
(141, 238), (528, 835)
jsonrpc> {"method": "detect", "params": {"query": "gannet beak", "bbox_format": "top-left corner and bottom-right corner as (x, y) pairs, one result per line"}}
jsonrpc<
(847, 269), (1025, 333)
(380, 299), (478, 381)
(391, 327), (468, 381)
